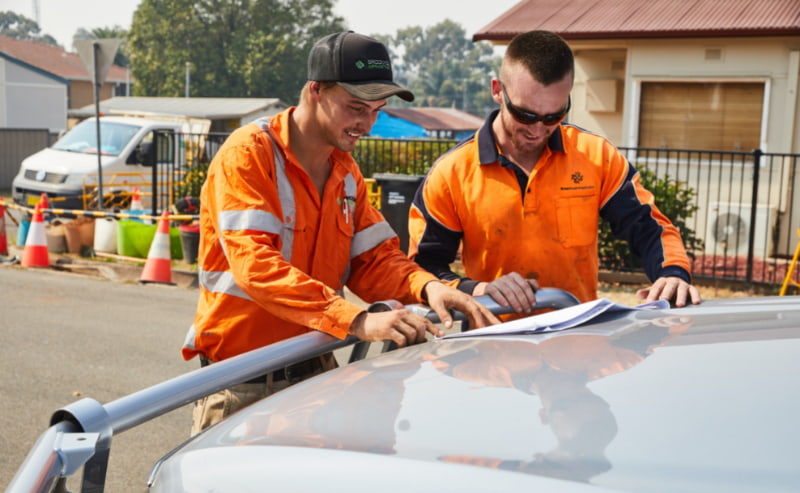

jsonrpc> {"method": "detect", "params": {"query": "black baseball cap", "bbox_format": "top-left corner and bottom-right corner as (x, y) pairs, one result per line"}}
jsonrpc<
(308, 31), (414, 102)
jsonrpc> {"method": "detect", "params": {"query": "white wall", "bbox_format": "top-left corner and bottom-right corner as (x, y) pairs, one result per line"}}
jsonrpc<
(0, 58), (68, 133)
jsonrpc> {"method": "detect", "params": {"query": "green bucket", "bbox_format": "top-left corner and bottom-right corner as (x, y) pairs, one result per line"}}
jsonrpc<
(116, 220), (183, 259)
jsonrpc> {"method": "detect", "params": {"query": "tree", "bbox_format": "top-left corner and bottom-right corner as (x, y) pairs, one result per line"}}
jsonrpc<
(73, 26), (130, 67)
(0, 11), (59, 47)
(127, 0), (346, 102)
(598, 168), (703, 272)
(128, 0), (205, 97)
(384, 20), (500, 116)
(243, 0), (347, 104)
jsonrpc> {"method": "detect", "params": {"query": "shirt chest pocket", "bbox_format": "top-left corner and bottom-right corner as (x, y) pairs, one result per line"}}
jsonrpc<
(336, 174), (358, 239)
(334, 196), (356, 238)
(555, 195), (598, 247)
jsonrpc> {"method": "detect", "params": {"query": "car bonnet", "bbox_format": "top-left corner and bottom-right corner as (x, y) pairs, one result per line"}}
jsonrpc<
(153, 297), (800, 492)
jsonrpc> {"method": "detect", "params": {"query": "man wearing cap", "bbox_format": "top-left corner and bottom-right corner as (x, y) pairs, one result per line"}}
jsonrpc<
(183, 31), (498, 434)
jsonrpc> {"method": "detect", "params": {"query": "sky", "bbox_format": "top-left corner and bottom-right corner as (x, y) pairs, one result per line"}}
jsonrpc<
(3, 0), (521, 51)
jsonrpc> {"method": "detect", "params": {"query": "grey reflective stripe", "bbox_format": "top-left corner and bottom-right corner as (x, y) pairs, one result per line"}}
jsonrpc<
(216, 119), (295, 261)
(343, 174), (357, 197)
(252, 120), (296, 261)
(219, 209), (283, 235)
(351, 221), (396, 259)
(251, 116), (270, 129)
(182, 324), (197, 351)
(199, 268), (253, 301)
(340, 263), (351, 288)
(272, 140), (295, 261)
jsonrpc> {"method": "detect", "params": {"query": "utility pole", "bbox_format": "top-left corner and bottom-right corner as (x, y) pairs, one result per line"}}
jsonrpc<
(185, 62), (191, 98)
(462, 78), (468, 113)
(32, 0), (40, 25)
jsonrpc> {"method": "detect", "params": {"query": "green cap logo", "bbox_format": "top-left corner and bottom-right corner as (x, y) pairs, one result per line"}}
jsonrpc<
(355, 60), (365, 70)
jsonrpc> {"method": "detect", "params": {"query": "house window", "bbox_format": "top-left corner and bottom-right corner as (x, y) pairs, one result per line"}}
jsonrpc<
(638, 81), (764, 151)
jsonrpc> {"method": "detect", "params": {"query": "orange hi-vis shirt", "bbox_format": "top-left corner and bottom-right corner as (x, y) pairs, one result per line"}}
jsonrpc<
(183, 109), (437, 362)
(409, 110), (691, 304)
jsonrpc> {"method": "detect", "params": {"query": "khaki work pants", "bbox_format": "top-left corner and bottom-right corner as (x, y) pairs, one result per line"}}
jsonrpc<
(191, 353), (337, 436)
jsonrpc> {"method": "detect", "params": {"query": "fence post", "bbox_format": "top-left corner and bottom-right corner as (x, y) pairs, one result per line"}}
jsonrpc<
(746, 149), (763, 285)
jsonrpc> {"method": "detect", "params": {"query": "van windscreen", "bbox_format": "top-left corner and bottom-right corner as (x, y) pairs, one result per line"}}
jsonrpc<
(53, 120), (141, 157)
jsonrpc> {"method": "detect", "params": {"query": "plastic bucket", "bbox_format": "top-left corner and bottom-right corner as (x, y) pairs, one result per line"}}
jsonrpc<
(16, 220), (30, 247)
(45, 220), (67, 253)
(117, 220), (183, 259)
(117, 220), (154, 258)
(179, 224), (200, 264)
(94, 217), (118, 254)
(64, 217), (95, 255)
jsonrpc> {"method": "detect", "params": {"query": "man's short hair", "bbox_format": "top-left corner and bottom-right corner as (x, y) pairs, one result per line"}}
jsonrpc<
(505, 31), (574, 85)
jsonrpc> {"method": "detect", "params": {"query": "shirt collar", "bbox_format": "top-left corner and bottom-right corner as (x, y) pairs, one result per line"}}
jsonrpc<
(267, 106), (351, 172)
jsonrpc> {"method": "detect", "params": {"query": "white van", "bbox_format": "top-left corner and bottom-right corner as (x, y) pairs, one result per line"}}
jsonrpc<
(11, 116), (185, 212)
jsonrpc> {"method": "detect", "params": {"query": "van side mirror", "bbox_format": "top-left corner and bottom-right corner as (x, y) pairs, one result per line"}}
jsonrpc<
(129, 141), (157, 166)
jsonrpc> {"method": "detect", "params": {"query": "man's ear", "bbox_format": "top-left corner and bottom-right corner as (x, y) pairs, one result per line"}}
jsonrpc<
(490, 78), (503, 105)
(309, 80), (322, 99)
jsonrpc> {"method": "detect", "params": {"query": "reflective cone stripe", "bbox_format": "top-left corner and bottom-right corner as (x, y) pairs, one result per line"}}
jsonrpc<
(139, 211), (173, 284)
(21, 205), (49, 268)
(0, 202), (8, 256)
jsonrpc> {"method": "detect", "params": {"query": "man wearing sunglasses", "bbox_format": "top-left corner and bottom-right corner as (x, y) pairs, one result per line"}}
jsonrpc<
(409, 30), (700, 315)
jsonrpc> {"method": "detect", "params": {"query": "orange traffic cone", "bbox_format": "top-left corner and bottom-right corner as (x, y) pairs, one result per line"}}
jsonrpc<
(130, 187), (143, 211)
(0, 200), (8, 256)
(139, 210), (173, 284)
(21, 204), (49, 268)
(38, 193), (50, 211)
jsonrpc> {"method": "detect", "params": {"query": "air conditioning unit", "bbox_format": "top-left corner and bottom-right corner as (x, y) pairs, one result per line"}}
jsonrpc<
(705, 202), (776, 257)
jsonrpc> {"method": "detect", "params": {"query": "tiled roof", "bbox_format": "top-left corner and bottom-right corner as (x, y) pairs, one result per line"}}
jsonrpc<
(0, 35), (128, 82)
(382, 107), (485, 131)
(475, 0), (800, 41)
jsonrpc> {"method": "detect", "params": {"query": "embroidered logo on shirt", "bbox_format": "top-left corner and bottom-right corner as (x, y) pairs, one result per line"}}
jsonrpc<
(561, 171), (595, 191)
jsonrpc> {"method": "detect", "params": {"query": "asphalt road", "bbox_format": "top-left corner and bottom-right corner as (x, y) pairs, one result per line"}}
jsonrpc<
(1, 265), (199, 492)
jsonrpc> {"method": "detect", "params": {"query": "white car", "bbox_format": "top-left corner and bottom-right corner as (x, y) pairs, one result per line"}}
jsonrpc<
(8, 291), (800, 492)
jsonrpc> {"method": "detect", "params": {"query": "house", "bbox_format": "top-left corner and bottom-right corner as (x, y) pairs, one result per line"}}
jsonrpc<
(70, 96), (288, 134)
(474, 0), (800, 154)
(0, 35), (130, 134)
(474, 0), (800, 258)
(370, 107), (485, 140)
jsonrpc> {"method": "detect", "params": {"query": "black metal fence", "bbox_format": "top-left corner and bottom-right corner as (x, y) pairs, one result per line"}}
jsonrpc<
(619, 147), (800, 290)
(354, 138), (800, 291)
(145, 134), (800, 292)
(172, 131), (229, 200)
(352, 137), (458, 177)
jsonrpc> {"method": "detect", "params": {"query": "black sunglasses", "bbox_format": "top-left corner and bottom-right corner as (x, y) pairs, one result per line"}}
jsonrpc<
(500, 83), (571, 126)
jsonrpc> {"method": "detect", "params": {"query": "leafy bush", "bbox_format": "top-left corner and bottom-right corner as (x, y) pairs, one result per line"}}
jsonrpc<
(599, 167), (703, 271)
(174, 163), (207, 201)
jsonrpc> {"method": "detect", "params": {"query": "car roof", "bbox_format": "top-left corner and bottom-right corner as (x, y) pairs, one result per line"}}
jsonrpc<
(152, 297), (800, 492)
(81, 115), (184, 129)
